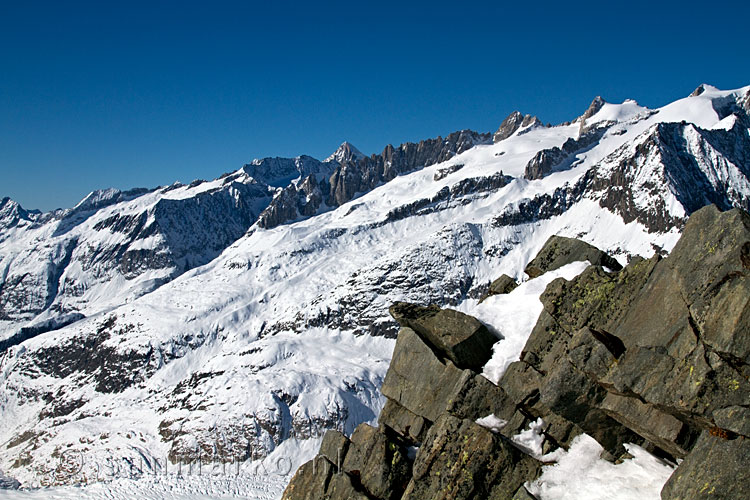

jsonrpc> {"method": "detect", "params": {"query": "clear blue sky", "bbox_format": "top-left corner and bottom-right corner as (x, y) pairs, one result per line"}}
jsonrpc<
(2, 1), (749, 211)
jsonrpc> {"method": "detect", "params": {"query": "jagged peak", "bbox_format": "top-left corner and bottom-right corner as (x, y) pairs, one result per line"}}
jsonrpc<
(325, 141), (366, 164)
(0, 197), (30, 228)
(493, 111), (541, 143)
(578, 96), (607, 124)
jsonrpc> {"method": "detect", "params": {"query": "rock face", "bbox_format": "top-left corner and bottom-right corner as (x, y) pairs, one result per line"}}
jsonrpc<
(524, 234), (623, 278)
(284, 205), (750, 500)
(388, 303), (497, 370)
(493, 111), (542, 143)
(524, 125), (607, 180)
(327, 130), (492, 208)
(254, 130), (493, 230)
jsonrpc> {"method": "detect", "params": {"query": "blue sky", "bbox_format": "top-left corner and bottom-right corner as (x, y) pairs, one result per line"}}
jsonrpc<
(2, 1), (749, 211)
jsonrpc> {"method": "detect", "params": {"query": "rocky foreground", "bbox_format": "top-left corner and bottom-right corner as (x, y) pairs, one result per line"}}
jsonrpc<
(281, 204), (750, 500)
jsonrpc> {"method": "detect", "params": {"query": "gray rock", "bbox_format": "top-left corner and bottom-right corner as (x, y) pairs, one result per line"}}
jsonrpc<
(389, 303), (497, 370)
(712, 406), (750, 438)
(281, 457), (338, 500)
(445, 370), (516, 423)
(494, 111), (541, 143)
(318, 430), (350, 469)
(328, 130), (491, 207)
(661, 431), (750, 500)
(489, 274), (519, 295)
(525, 235), (622, 278)
(512, 486), (540, 500)
(380, 327), (466, 422)
(523, 126), (606, 180)
(403, 413), (541, 500)
(379, 399), (430, 444)
(598, 392), (695, 459)
(434, 163), (465, 181)
(341, 424), (411, 500)
(578, 96), (606, 133)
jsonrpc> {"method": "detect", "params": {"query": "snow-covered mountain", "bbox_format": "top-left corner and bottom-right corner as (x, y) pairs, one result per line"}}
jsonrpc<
(0, 84), (749, 490)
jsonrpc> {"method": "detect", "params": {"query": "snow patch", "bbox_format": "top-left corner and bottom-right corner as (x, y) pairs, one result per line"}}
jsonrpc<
(475, 414), (508, 433)
(456, 261), (591, 384)
(527, 434), (676, 500)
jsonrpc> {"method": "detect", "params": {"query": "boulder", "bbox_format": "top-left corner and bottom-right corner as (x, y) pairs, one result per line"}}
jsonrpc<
(403, 413), (541, 500)
(379, 399), (430, 444)
(380, 327), (466, 422)
(524, 235), (622, 278)
(341, 424), (411, 500)
(281, 457), (369, 500)
(488, 274), (519, 295)
(318, 429), (350, 468)
(479, 274), (519, 302)
(389, 303), (497, 370)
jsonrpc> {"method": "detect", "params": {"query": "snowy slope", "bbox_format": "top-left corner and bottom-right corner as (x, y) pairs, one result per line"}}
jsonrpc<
(0, 84), (749, 494)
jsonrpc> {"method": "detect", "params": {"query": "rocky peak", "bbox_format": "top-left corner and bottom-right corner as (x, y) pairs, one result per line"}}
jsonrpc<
(0, 197), (30, 229)
(578, 95), (606, 133)
(242, 155), (328, 188)
(325, 141), (366, 164)
(493, 111), (541, 143)
(690, 84), (709, 97)
(326, 129), (491, 207)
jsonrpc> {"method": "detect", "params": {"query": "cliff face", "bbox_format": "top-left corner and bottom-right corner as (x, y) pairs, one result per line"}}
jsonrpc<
(282, 204), (750, 500)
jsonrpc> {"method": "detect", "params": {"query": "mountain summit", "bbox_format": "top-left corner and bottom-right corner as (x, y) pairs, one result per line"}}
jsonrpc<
(325, 141), (366, 164)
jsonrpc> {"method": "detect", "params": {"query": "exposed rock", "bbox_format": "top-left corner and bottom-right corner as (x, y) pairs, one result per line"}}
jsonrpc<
(479, 274), (519, 303)
(524, 235), (622, 278)
(403, 413), (541, 500)
(341, 424), (411, 500)
(326, 142), (366, 164)
(378, 399), (429, 444)
(433, 163), (464, 181)
(380, 326), (466, 422)
(257, 174), (326, 228)
(588, 120), (750, 233)
(319, 430), (350, 468)
(494, 111), (541, 143)
(285, 206), (750, 499)
(388, 303), (497, 370)
(328, 130), (491, 207)
(511, 486), (540, 500)
(488, 274), (519, 295)
(524, 126), (607, 180)
(712, 406), (750, 437)
(578, 96), (606, 133)
(661, 431), (750, 500)
(690, 84), (707, 97)
(281, 457), (370, 500)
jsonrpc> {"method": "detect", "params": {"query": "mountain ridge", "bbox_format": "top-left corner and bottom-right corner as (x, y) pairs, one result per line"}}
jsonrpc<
(0, 83), (749, 492)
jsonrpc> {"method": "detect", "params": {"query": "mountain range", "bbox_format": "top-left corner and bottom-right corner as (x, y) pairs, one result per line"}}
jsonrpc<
(0, 83), (749, 493)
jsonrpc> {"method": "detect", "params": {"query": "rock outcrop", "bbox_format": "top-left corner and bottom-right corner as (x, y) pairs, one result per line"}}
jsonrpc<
(493, 111), (542, 143)
(524, 125), (607, 180)
(524, 235), (623, 278)
(283, 204), (750, 500)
